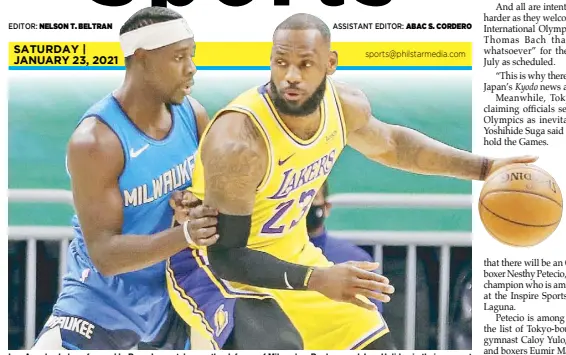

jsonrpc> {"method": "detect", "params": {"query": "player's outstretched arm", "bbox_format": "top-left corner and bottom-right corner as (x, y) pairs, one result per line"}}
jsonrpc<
(337, 82), (537, 180)
(67, 117), (191, 276)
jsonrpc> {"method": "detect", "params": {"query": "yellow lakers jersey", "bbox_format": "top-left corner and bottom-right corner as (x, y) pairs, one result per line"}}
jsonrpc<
(190, 77), (347, 261)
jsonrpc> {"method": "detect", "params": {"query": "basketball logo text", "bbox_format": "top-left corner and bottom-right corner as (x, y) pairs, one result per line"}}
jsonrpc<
(499, 172), (558, 193)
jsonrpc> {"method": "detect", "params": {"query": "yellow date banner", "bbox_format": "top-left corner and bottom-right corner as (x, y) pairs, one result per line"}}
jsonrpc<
(9, 42), (472, 69)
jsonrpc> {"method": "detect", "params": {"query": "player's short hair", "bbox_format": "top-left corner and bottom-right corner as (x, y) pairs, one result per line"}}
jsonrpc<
(120, 7), (183, 65)
(120, 7), (183, 35)
(274, 13), (331, 44)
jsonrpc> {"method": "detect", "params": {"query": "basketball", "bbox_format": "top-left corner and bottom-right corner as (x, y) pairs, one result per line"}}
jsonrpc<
(479, 164), (562, 247)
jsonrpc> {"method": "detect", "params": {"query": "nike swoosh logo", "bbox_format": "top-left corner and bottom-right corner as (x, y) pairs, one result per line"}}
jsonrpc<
(278, 153), (295, 166)
(130, 144), (149, 158)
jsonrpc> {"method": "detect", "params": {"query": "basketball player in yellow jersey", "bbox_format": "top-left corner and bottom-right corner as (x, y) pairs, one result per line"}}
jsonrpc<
(167, 13), (538, 350)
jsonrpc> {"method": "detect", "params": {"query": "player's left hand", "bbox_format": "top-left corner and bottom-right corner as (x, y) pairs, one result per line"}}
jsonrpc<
(170, 190), (220, 247)
(170, 190), (201, 224)
(485, 155), (538, 178)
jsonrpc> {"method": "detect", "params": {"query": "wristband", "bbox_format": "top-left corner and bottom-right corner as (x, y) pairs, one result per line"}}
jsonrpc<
(182, 220), (198, 249)
(303, 267), (315, 288)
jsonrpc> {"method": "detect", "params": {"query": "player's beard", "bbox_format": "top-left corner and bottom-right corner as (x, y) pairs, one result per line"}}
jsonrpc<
(269, 77), (326, 117)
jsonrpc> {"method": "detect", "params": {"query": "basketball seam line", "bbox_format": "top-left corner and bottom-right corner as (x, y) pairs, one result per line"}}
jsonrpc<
(482, 189), (562, 208)
(482, 219), (528, 247)
(480, 212), (536, 247)
(480, 201), (560, 227)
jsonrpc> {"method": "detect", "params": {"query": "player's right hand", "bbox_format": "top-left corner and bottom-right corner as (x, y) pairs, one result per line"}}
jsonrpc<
(307, 261), (394, 310)
(186, 203), (219, 247)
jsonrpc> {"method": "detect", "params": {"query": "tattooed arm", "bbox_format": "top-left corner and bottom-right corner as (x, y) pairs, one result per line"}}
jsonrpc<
(199, 111), (315, 289)
(337, 82), (536, 180)
(200, 111), (266, 215)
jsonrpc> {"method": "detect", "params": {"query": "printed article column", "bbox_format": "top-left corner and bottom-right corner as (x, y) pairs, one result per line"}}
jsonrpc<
(476, 1), (566, 354)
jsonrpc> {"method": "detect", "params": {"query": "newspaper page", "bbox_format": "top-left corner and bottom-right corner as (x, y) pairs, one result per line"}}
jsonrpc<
(3, 0), (562, 354)
(477, 2), (566, 355)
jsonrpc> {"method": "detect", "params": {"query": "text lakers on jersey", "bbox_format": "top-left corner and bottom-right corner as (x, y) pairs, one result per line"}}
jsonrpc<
(269, 149), (336, 200)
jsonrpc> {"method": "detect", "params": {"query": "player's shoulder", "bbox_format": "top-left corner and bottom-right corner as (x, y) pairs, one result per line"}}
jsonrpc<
(184, 95), (210, 138)
(200, 107), (266, 179)
(202, 105), (265, 164)
(332, 79), (370, 108)
(213, 86), (266, 135)
(331, 79), (372, 131)
(208, 109), (261, 145)
(69, 115), (123, 166)
(185, 95), (207, 117)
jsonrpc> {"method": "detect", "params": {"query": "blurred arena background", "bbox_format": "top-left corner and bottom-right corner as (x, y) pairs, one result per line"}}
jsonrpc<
(8, 70), (472, 350)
